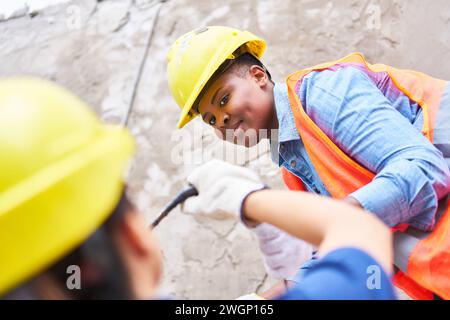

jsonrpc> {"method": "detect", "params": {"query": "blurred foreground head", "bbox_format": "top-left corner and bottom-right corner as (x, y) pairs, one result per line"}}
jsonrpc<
(0, 78), (162, 299)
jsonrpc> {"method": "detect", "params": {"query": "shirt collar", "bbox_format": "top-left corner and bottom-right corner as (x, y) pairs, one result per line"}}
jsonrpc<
(270, 82), (301, 164)
(273, 82), (301, 143)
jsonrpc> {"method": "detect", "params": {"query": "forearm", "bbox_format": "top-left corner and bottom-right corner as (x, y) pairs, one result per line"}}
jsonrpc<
(342, 196), (363, 208)
(244, 190), (393, 273)
(244, 190), (343, 246)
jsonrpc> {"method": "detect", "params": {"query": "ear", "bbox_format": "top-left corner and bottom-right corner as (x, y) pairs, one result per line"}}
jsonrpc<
(249, 65), (268, 86)
(116, 209), (164, 299)
(120, 210), (154, 256)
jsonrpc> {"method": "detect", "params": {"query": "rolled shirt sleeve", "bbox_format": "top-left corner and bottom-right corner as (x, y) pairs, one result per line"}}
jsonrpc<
(298, 67), (450, 230)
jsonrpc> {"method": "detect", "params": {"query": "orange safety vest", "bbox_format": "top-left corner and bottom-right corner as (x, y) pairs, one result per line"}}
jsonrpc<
(282, 52), (450, 300)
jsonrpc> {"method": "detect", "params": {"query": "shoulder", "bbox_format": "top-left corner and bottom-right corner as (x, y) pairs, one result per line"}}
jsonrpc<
(278, 247), (396, 300)
(295, 66), (380, 136)
(300, 65), (373, 96)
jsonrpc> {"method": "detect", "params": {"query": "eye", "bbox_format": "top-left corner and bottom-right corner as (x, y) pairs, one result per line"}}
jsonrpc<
(209, 116), (216, 126)
(219, 94), (229, 108)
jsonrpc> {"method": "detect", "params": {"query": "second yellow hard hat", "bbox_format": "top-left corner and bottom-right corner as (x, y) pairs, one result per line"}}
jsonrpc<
(0, 78), (135, 295)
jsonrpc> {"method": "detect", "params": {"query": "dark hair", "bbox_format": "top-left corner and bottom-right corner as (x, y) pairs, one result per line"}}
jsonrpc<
(193, 52), (272, 114)
(228, 52), (273, 81)
(4, 191), (135, 300)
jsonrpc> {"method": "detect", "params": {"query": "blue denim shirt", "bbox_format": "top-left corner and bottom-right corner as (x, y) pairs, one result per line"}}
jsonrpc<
(271, 67), (450, 231)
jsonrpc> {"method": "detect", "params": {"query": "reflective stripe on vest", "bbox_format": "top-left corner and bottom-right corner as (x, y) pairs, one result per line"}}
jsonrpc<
(283, 52), (450, 299)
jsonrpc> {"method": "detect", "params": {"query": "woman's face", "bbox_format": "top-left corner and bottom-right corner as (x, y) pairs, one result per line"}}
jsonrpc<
(197, 65), (276, 147)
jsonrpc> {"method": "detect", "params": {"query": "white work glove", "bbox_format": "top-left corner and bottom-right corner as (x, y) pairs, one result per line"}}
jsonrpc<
(182, 159), (267, 222)
(254, 223), (313, 280)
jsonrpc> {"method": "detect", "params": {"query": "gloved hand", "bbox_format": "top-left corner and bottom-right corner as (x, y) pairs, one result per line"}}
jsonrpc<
(254, 223), (313, 280)
(182, 159), (267, 222)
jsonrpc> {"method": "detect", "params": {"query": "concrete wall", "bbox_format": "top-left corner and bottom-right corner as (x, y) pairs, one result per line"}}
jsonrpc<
(1, 0), (449, 299)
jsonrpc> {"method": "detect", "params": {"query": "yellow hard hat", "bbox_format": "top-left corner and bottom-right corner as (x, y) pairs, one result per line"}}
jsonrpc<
(0, 78), (135, 295)
(167, 26), (266, 128)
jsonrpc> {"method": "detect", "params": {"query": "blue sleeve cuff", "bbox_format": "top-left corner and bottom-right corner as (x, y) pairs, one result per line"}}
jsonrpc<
(278, 247), (396, 300)
(350, 177), (408, 228)
(240, 185), (270, 229)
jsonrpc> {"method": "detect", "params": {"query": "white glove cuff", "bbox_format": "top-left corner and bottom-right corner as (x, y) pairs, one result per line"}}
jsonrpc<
(239, 185), (269, 228)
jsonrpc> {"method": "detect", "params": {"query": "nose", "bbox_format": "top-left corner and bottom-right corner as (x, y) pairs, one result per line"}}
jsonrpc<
(217, 112), (230, 128)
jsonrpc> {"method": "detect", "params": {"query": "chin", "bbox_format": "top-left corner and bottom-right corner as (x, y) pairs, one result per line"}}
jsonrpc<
(233, 128), (261, 148)
(244, 136), (260, 148)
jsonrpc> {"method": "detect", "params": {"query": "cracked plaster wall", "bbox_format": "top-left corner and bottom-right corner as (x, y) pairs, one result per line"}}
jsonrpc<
(1, 0), (449, 299)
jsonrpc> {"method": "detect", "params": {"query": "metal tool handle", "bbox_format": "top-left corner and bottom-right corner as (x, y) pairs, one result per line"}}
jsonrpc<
(151, 185), (198, 228)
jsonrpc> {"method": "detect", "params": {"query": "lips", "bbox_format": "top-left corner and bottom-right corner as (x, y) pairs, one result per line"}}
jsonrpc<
(230, 120), (243, 131)
(232, 120), (245, 143)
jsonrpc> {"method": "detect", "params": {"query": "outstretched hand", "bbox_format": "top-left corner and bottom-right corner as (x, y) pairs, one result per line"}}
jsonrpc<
(182, 159), (267, 223)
